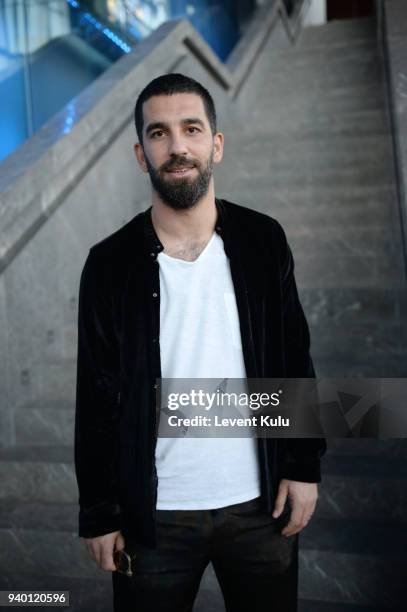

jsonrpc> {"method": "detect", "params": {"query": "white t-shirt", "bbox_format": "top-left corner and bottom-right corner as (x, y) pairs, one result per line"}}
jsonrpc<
(155, 232), (261, 509)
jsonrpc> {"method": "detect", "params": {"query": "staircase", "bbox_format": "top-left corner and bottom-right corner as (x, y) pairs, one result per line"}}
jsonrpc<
(0, 13), (406, 612)
(217, 14), (407, 612)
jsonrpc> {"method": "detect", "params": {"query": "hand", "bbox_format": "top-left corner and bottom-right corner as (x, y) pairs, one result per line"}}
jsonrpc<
(272, 479), (318, 537)
(85, 530), (125, 571)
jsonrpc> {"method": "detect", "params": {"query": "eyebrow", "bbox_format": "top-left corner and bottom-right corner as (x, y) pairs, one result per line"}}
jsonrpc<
(145, 117), (206, 135)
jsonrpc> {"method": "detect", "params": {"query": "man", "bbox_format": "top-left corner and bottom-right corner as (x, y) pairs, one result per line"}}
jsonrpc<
(75, 73), (326, 612)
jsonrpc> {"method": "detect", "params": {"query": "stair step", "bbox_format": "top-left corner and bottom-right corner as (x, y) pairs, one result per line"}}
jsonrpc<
(160, 178), (400, 232)
(217, 163), (395, 192)
(0, 500), (77, 532)
(220, 181), (395, 204)
(260, 36), (381, 72)
(251, 94), (385, 122)
(324, 439), (407, 457)
(256, 57), (381, 91)
(299, 548), (406, 607)
(318, 474), (407, 523)
(288, 225), (402, 262)
(0, 446), (76, 503)
(223, 109), (390, 138)
(245, 198), (399, 231)
(220, 131), (394, 173)
(315, 354), (407, 377)
(216, 187), (401, 246)
(300, 287), (406, 329)
(0, 527), (101, 579)
(270, 38), (379, 70)
(219, 167), (396, 194)
(0, 444), (73, 462)
(295, 251), (404, 289)
(299, 602), (386, 612)
(225, 132), (393, 171)
(298, 17), (376, 48)
(310, 320), (406, 362)
(323, 453), (407, 479)
(249, 101), (386, 127)
(33, 359), (76, 403)
(15, 403), (74, 446)
(302, 517), (407, 557)
(255, 76), (385, 103)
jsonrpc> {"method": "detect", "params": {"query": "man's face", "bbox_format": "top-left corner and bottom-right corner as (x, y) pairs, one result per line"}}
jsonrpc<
(134, 93), (223, 210)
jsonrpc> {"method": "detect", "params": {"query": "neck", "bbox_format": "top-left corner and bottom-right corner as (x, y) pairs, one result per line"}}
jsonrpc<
(151, 180), (217, 244)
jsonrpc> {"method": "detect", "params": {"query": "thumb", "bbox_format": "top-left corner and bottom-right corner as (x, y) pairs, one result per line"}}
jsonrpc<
(114, 532), (126, 552)
(272, 480), (288, 518)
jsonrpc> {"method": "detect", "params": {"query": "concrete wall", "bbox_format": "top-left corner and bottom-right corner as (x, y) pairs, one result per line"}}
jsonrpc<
(0, 1), (300, 448)
(303, 0), (327, 26)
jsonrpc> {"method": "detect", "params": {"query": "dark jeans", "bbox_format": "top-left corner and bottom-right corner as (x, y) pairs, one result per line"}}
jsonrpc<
(112, 496), (298, 612)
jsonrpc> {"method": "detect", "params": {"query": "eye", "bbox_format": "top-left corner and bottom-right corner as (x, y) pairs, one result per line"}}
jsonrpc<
(186, 126), (200, 134)
(150, 130), (164, 139)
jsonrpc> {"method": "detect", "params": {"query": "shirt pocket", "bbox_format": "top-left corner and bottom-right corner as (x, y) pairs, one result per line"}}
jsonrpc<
(223, 291), (243, 350)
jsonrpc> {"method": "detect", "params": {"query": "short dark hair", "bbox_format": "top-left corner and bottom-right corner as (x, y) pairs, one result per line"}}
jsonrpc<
(134, 73), (217, 143)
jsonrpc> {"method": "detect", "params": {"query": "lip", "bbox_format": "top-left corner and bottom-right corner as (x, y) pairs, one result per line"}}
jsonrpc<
(166, 166), (195, 176)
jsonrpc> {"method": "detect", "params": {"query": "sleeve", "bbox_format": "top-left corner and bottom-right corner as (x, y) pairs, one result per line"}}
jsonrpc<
(74, 249), (122, 538)
(276, 222), (327, 482)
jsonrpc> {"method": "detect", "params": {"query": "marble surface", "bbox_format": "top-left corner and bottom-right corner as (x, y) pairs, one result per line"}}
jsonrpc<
(299, 548), (407, 607)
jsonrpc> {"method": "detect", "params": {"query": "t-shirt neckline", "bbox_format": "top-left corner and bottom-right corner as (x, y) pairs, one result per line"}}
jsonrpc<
(158, 231), (217, 265)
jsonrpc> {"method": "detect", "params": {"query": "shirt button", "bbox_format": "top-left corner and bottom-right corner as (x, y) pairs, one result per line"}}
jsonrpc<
(150, 252), (155, 257)
(152, 292), (158, 297)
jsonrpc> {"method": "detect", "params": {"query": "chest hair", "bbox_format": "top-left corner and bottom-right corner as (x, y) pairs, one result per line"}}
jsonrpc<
(164, 237), (212, 262)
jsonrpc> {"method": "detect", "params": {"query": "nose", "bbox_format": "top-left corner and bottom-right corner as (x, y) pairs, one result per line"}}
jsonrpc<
(167, 132), (188, 157)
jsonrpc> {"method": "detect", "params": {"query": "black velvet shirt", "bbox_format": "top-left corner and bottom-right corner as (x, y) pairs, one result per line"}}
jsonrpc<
(74, 198), (327, 548)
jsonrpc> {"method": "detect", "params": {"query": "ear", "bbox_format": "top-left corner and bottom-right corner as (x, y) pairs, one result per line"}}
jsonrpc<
(213, 132), (224, 164)
(134, 143), (149, 173)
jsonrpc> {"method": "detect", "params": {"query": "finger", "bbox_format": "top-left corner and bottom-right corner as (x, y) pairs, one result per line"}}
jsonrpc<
(281, 507), (306, 537)
(272, 482), (288, 518)
(281, 521), (302, 537)
(114, 532), (126, 552)
(286, 499), (317, 535)
(91, 542), (103, 568)
(100, 544), (116, 572)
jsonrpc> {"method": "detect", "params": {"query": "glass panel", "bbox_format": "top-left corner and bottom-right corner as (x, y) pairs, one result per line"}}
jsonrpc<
(0, 0), (257, 164)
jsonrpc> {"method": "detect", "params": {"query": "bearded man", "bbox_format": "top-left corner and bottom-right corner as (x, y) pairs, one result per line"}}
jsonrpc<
(75, 73), (326, 612)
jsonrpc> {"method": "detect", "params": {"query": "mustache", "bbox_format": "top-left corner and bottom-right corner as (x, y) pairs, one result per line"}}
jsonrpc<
(160, 156), (199, 172)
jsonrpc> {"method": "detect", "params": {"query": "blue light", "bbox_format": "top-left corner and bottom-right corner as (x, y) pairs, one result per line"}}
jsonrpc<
(62, 103), (77, 135)
(65, 1), (131, 54)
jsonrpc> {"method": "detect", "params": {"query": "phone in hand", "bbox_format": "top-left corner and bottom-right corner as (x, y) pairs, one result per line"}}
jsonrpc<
(113, 549), (136, 577)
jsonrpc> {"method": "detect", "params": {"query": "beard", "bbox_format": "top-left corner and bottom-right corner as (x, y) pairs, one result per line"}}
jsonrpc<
(144, 149), (214, 210)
